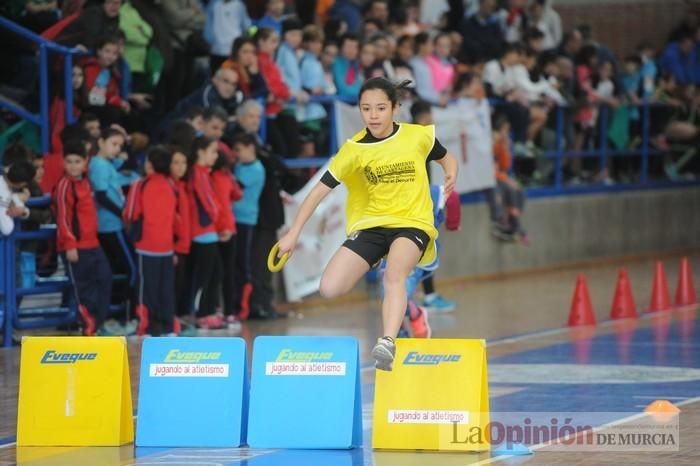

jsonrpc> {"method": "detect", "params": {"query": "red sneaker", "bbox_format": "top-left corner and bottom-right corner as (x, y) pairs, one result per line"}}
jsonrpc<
(197, 314), (225, 329)
(135, 304), (149, 336)
(173, 318), (181, 335)
(78, 304), (96, 336)
(239, 282), (253, 321)
(408, 301), (431, 338)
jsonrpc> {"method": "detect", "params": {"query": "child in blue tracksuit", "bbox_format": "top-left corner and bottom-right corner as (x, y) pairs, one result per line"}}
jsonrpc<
(232, 132), (266, 319)
(378, 184), (461, 338)
(89, 127), (140, 308)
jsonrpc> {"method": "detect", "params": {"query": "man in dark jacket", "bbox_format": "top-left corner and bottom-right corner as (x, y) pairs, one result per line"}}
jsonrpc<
(56, 0), (122, 50)
(170, 67), (243, 122)
(459, 0), (504, 63)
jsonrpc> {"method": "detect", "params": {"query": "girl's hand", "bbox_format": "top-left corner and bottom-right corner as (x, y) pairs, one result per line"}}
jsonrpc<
(443, 173), (456, 198)
(66, 249), (79, 263)
(277, 230), (299, 257)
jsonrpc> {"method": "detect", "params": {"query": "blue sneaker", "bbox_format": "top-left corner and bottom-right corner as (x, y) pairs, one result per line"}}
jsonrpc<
(422, 294), (456, 313)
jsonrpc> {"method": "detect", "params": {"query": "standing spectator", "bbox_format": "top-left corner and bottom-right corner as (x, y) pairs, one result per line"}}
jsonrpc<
(427, 32), (456, 98)
(333, 33), (362, 100)
(498, 0), (528, 44)
(411, 33), (446, 106)
(118, 0), (153, 93)
(211, 151), (242, 327)
(167, 146), (191, 322)
(558, 29), (583, 62)
(157, 0), (206, 111)
(54, 141), (113, 336)
(41, 124), (91, 195)
(256, 0), (286, 36)
(638, 42), (658, 99)
(50, 65), (88, 154)
(221, 37), (269, 99)
(186, 136), (223, 329)
(123, 146), (177, 336)
(233, 99), (265, 144)
(659, 33), (699, 86)
(320, 41), (339, 95)
(459, 0), (503, 64)
(528, 0), (561, 52)
(205, 0), (252, 72)
(231, 133), (265, 320)
(89, 127), (139, 307)
(56, 0), (122, 50)
(275, 17), (308, 152)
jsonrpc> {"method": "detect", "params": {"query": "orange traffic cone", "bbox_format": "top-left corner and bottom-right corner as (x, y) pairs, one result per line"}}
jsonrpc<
(645, 400), (680, 422)
(674, 257), (697, 307)
(568, 275), (596, 326)
(610, 268), (638, 319)
(648, 261), (671, 312)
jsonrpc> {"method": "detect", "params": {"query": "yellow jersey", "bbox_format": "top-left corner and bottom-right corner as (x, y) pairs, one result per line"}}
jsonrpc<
(327, 123), (438, 266)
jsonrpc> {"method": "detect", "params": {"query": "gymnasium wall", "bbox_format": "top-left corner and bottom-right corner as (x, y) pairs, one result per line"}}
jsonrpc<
(439, 187), (700, 278)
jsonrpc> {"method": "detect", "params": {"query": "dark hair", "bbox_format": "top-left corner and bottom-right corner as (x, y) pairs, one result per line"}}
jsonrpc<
(575, 44), (598, 66)
(96, 34), (120, 50)
(2, 140), (33, 167)
(624, 54), (643, 66)
(303, 25), (324, 44)
(492, 114), (510, 132)
(413, 32), (430, 54)
(167, 120), (198, 155)
(338, 33), (359, 49)
(525, 27), (545, 42)
(397, 34), (413, 49)
(453, 72), (477, 94)
(147, 145), (173, 175)
(231, 132), (258, 148)
(410, 100), (432, 122)
(212, 151), (230, 171)
(500, 43), (521, 59)
(78, 111), (99, 125)
(433, 31), (451, 45)
(190, 135), (217, 163)
(231, 36), (256, 59)
(362, 18), (383, 32)
(323, 18), (345, 43)
(203, 106), (228, 123)
(6, 160), (36, 184)
(282, 16), (303, 35)
(99, 127), (125, 141)
(61, 123), (91, 146)
(254, 26), (277, 45)
(185, 106), (206, 121)
(358, 77), (412, 107)
(63, 139), (88, 158)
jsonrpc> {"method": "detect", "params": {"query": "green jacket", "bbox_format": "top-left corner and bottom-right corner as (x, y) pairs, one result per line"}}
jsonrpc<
(119, 1), (153, 73)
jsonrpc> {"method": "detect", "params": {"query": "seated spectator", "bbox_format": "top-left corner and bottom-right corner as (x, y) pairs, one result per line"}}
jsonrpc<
(276, 17), (309, 117)
(557, 29), (583, 62)
(81, 34), (130, 127)
(659, 33), (699, 86)
(0, 160), (34, 236)
(410, 33), (448, 106)
(514, 46), (564, 104)
(231, 99), (264, 145)
(254, 27), (296, 157)
(328, 0), (362, 34)
(56, 0), (122, 50)
(364, 0), (389, 28)
(321, 41), (339, 95)
(361, 18), (382, 40)
(638, 42), (658, 99)
(50, 65), (88, 153)
(171, 67), (242, 121)
(204, 0), (251, 72)
(299, 25), (332, 155)
(369, 33), (396, 80)
(528, 0), (561, 51)
(13, 0), (61, 33)
(497, 0), (528, 44)
(221, 37), (269, 99)
(524, 27), (546, 53)
(202, 106), (228, 142)
(392, 35), (415, 83)
(158, 0), (206, 112)
(360, 40), (382, 80)
(427, 32), (456, 97)
(256, 0), (286, 36)
(483, 44), (532, 156)
(332, 33), (362, 100)
(459, 0), (503, 64)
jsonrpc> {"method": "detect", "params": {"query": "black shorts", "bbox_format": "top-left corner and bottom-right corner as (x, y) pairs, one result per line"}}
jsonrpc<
(342, 227), (430, 267)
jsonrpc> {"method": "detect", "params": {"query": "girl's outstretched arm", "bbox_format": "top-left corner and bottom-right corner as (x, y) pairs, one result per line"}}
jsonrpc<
(436, 152), (458, 197)
(277, 181), (333, 256)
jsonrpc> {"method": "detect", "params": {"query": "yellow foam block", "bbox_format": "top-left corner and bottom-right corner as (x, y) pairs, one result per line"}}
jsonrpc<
(17, 337), (133, 446)
(372, 338), (490, 451)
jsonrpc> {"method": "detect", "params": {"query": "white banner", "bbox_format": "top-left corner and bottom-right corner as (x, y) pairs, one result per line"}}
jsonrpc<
(281, 99), (495, 301)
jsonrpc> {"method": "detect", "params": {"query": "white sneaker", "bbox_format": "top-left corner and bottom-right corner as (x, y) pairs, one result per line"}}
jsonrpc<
(372, 337), (396, 371)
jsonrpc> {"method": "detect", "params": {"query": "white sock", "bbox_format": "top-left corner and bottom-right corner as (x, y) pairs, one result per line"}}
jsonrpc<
(424, 293), (437, 302)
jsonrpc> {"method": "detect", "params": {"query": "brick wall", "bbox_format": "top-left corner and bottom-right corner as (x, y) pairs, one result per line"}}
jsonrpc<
(556, 0), (690, 57)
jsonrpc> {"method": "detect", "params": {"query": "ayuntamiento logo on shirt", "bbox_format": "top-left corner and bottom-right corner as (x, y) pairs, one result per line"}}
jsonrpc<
(364, 161), (416, 185)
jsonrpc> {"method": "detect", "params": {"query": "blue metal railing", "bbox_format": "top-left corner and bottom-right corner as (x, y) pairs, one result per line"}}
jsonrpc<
(0, 16), (84, 154)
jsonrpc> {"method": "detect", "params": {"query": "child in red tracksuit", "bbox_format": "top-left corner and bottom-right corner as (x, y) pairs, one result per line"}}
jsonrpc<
(169, 148), (191, 319)
(81, 35), (130, 127)
(54, 140), (112, 336)
(123, 146), (177, 336)
(211, 151), (243, 327)
(186, 136), (222, 329)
